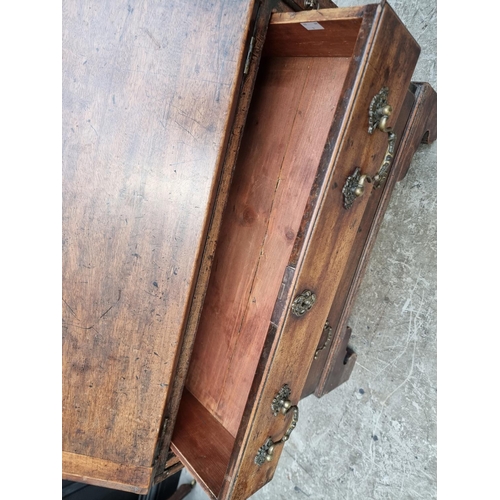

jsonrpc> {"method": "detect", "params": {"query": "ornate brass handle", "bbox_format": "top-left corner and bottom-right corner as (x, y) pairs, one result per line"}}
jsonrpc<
(255, 385), (299, 466)
(314, 320), (333, 359)
(342, 87), (397, 209)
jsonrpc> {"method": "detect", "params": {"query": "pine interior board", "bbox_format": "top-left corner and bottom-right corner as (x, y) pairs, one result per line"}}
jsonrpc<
(185, 55), (350, 438)
(263, 9), (363, 57)
(171, 390), (235, 499)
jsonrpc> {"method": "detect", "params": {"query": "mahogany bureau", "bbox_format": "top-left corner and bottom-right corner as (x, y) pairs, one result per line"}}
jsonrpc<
(62, 0), (437, 498)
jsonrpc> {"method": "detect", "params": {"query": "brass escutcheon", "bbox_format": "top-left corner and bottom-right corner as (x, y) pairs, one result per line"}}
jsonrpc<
(291, 290), (316, 317)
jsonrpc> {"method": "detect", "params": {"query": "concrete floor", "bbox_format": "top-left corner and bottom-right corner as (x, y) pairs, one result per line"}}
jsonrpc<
(178, 0), (437, 498)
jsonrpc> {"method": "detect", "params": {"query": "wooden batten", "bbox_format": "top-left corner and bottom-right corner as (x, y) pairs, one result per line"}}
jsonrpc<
(264, 8), (365, 58)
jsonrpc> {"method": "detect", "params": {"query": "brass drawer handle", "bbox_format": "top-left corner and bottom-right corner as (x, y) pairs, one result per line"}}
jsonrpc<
(342, 87), (397, 209)
(255, 385), (299, 466)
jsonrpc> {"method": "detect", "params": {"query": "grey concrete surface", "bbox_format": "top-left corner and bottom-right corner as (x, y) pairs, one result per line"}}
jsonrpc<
(178, 0), (437, 498)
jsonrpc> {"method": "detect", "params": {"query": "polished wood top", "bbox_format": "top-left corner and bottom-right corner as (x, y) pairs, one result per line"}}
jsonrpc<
(63, 0), (256, 473)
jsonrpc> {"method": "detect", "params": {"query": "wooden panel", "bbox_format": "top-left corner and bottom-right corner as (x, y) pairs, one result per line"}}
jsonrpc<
(316, 82), (437, 397)
(171, 391), (235, 499)
(185, 57), (311, 424)
(397, 83), (438, 179)
(215, 56), (349, 436)
(264, 9), (364, 57)
(62, 0), (256, 478)
(186, 56), (349, 437)
(62, 452), (152, 494)
(301, 86), (417, 397)
(265, 19), (362, 58)
(217, 4), (420, 499)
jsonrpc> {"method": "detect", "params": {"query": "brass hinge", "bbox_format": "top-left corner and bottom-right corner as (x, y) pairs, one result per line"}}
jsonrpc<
(243, 36), (255, 76)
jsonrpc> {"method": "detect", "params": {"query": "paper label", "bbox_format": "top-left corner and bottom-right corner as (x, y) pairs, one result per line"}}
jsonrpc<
(300, 22), (324, 31)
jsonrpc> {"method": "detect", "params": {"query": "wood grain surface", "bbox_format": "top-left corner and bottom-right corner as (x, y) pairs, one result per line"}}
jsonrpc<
(63, 0), (426, 497)
(171, 390), (235, 499)
(152, 0), (281, 484)
(62, 451), (152, 494)
(62, 0), (257, 481)
(311, 82), (437, 397)
(216, 4), (421, 498)
(264, 14), (363, 58)
(301, 85), (418, 397)
(185, 55), (349, 438)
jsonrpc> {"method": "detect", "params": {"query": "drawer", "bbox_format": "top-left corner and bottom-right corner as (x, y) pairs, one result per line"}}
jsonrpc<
(62, 1), (429, 498)
(170, 4), (420, 499)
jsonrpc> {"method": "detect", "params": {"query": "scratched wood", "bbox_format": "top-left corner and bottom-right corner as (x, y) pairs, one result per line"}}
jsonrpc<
(62, 452), (153, 494)
(62, 0), (259, 489)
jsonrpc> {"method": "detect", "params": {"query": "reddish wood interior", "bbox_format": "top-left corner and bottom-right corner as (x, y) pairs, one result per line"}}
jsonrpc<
(171, 17), (361, 498)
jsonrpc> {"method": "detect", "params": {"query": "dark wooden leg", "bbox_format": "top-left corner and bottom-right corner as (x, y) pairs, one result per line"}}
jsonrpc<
(322, 326), (357, 392)
(397, 82), (437, 181)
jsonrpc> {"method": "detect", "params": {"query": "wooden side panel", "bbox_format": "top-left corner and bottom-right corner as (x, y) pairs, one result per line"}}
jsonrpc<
(219, 4), (421, 499)
(62, 0), (256, 480)
(152, 0), (279, 482)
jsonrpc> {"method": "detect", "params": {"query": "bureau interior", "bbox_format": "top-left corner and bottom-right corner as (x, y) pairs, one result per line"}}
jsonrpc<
(171, 13), (363, 497)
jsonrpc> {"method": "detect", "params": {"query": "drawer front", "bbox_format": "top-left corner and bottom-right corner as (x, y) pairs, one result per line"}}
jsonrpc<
(301, 85), (418, 398)
(305, 82), (437, 398)
(219, 4), (420, 499)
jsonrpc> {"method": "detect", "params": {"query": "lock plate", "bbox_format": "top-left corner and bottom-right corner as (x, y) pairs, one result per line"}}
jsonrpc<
(291, 290), (316, 317)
